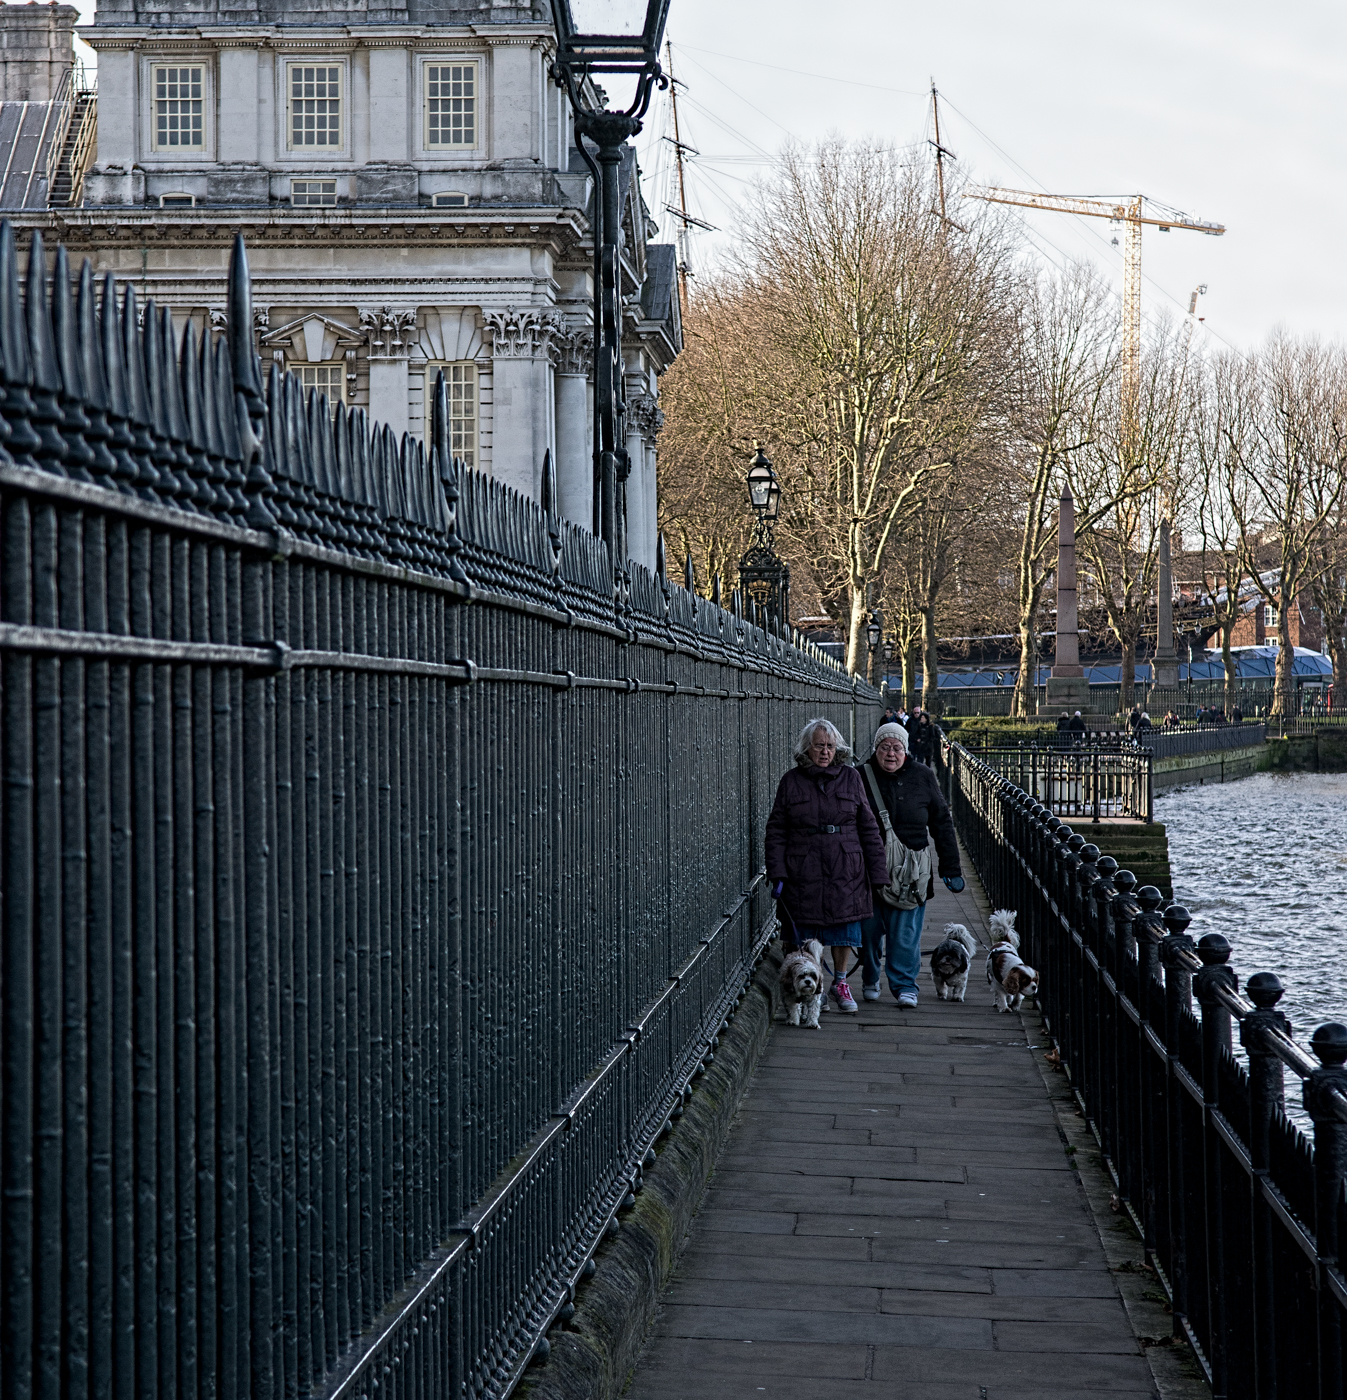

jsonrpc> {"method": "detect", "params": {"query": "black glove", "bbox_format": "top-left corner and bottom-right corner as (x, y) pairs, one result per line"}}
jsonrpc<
(943, 875), (965, 893)
(772, 880), (785, 899)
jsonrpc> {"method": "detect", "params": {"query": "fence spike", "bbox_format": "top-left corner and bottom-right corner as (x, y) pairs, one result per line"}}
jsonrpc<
(74, 260), (116, 486)
(120, 285), (162, 497)
(161, 307), (200, 510)
(96, 271), (136, 490)
(684, 551), (695, 592)
(50, 243), (96, 482)
(540, 447), (555, 516)
(141, 298), (189, 505)
(25, 229), (69, 473)
(712, 574), (721, 607)
(656, 530), (667, 582)
(213, 334), (245, 510)
(227, 233), (263, 408)
(179, 319), (217, 513)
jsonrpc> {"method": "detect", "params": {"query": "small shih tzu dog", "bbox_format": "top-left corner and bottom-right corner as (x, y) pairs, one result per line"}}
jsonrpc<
(930, 923), (979, 1001)
(780, 939), (826, 1029)
(985, 910), (1039, 1012)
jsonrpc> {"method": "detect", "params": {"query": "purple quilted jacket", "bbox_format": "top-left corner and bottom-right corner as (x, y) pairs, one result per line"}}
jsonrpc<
(764, 762), (888, 929)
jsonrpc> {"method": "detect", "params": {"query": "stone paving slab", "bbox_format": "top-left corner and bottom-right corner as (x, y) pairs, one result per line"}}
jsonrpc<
(622, 868), (1184, 1400)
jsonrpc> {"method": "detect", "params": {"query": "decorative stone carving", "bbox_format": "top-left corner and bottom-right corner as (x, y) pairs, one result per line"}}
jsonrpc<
(209, 307), (229, 333)
(628, 393), (663, 442)
(359, 306), (419, 360)
(484, 306), (562, 360)
(252, 307), (269, 333)
(552, 323), (594, 376)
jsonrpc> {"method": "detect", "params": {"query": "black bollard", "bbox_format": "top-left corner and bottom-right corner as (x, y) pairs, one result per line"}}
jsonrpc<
(1242, 973), (1290, 1398)
(1304, 1022), (1347, 1400)
(1159, 904), (1195, 1338)
(1194, 933), (1239, 1400)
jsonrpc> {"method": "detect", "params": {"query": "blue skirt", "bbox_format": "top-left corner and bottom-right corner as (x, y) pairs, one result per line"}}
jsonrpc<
(794, 920), (862, 948)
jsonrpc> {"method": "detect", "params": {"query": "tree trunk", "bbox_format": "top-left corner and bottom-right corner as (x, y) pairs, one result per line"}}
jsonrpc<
(901, 641), (919, 712)
(1272, 603), (1295, 715)
(1118, 635), (1137, 716)
(1220, 620), (1239, 716)
(1330, 635), (1347, 711)
(846, 587), (867, 676)
(920, 605), (940, 714)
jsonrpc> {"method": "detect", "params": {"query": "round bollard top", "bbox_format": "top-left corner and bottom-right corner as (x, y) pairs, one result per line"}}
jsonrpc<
(1196, 932), (1232, 964)
(1066, 832), (1086, 853)
(1114, 870), (1138, 894)
(1079, 843), (1100, 864)
(1310, 1023), (1347, 1066)
(1045, 816), (1063, 835)
(1163, 904), (1192, 935)
(1096, 855), (1119, 878)
(1135, 885), (1164, 911)
(1245, 972), (1284, 1008)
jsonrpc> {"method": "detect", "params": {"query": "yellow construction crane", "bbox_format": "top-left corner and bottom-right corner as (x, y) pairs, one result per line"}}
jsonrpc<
(963, 187), (1224, 430)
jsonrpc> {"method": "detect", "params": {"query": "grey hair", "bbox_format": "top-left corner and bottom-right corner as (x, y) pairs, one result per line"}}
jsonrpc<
(793, 717), (852, 765)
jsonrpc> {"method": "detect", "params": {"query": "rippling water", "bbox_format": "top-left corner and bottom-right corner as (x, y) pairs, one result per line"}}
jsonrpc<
(1158, 773), (1347, 1126)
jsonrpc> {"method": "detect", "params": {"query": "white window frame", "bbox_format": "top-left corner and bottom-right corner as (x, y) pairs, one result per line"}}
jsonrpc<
(1265, 604), (1279, 629)
(424, 361), (478, 468)
(432, 192), (470, 208)
(295, 362), (349, 410)
(148, 61), (208, 155)
(284, 61), (346, 155)
(421, 58), (481, 154)
(291, 178), (338, 207)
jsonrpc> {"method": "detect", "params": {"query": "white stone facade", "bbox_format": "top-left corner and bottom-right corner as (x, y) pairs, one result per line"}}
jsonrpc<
(16, 0), (680, 564)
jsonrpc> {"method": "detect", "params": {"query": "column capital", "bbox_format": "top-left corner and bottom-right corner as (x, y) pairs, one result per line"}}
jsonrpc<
(359, 306), (419, 361)
(484, 306), (562, 361)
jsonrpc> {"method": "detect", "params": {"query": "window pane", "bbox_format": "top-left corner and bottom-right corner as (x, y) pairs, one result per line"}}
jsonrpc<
(426, 63), (475, 148)
(297, 363), (347, 414)
(154, 66), (203, 148)
(290, 65), (341, 147)
(292, 179), (338, 207)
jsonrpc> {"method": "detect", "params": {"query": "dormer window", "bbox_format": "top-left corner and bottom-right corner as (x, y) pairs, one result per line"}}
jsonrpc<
(424, 63), (477, 149)
(288, 64), (342, 149)
(152, 66), (204, 150)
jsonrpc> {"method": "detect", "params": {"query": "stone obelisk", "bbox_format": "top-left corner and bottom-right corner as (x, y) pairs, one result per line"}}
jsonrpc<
(1045, 485), (1091, 711)
(1152, 519), (1180, 687)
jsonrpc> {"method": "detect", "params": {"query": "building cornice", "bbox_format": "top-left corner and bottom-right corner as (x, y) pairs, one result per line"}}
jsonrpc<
(84, 22), (555, 53)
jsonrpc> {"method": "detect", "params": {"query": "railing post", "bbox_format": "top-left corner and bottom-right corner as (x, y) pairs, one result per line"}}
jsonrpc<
(1194, 933), (1239, 1400)
(1159, 906), (1195, 1340)
(1304, 1023), (1347, 1400)
(1132, 887), (1166, 1258)
(1241, 972), (1290, 1400)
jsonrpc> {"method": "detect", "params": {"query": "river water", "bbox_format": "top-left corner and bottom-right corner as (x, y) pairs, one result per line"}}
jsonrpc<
(1157, 772), (1347, 1129)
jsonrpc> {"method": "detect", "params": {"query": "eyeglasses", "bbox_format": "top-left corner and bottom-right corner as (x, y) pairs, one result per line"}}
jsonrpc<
(875, 742), (904, 753)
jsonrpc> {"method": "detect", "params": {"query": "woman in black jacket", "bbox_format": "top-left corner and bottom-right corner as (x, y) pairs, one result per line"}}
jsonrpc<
(858, 722), (964, 1008)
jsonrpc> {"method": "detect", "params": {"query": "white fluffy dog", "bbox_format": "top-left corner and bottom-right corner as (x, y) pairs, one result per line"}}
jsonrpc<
(930, 923), (979, 1001)
(985, 910), (1038, 1012)
(780, 939), (826, 1029)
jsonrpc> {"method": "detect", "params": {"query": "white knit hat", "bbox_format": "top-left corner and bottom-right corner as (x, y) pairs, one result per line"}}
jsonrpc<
(874, 722), (909, 750)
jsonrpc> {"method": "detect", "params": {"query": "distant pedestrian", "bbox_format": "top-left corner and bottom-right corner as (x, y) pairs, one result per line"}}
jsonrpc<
(1232, 705), (1243, 724)
(1137, 711), (1153, 734)
(1127, 705), (1142, 734)
(1056, 710), (1070, 732)
(878, 705), (902, 734)
(858, 723), (963, 1008)
(910, 711), (939, 766)
(1067, 710), (1086, 738)
(1195, 706), (1207, 724)
(765, 718), (888, 1016)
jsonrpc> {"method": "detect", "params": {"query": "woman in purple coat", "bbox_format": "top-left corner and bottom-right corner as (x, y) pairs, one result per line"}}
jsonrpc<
(765, 718), (888, 1013)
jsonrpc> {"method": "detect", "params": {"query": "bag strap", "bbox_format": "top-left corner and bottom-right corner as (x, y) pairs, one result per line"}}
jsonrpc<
(861, 762), (896, 838)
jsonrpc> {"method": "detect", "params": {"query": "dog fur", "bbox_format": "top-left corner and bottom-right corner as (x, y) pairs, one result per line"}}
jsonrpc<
(930, 923), (979, 1001)
(984, 910), (1039, 1012)
(780, 939), (826, 1029)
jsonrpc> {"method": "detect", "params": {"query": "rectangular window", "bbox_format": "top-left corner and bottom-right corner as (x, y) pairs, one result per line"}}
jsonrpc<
(160, 193), (196, 208)
(153, 66), (204, 149)
(432, 192), (468, 207)
(426, 362), (477, 468)
(425, 63), (476, 149)
(288, 65), (342, 148)
(1264, 604), (1279, 629)
(297, 363), (348, 410)
(291, 178), (337, 207)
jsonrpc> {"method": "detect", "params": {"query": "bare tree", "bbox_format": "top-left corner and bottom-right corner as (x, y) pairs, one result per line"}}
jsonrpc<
(1002, 263), (1117, 714)
(736, 142), (1020, 672)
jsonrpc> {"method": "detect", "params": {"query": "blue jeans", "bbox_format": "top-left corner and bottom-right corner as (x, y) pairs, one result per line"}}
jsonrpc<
(861, 898), (926, 997)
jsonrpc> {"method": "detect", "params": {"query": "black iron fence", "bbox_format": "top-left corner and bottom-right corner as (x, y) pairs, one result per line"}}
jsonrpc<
(0, 223), (882, 1400)
(1144, 722), (1267, 760)
(957, 744), (1153, 821)
(946, 738), (1347, 1400)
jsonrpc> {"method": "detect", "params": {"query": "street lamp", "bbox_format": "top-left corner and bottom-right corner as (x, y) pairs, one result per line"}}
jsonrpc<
(549, 0), (672, 558)
(882, 637), (894, 665)
(736, 443), (790, 624)
(866, 613), (883, 652)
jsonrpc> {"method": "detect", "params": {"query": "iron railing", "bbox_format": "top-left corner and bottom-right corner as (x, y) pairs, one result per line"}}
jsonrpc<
(956, 743), (1153, 822)
(0, 221), (882, 1400)
(946, 738), (1347, 1400)
(1143, 722), (1267, 760)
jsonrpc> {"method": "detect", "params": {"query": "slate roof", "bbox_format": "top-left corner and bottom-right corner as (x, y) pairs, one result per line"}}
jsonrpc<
(0, 98), (66, 209)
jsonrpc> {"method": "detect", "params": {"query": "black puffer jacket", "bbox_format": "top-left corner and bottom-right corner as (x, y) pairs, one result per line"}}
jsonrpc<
(860, 753), (962, 890)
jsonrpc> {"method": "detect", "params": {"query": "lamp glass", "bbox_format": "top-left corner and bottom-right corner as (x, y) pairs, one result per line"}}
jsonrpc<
(866, 620), (882, 650)
(764, 477), (781, 522)
(746, 462), (773, 515)
(566, 0), (654, 32)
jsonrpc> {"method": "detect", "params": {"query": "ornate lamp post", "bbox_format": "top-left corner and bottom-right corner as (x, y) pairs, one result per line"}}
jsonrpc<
(866, 612), (882, 685)
(549, 0), (672, 559)
(737, 444), (791, 624)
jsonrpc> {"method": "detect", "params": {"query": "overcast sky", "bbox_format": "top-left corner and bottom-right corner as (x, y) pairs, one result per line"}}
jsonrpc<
(637, 0), (1347, 353)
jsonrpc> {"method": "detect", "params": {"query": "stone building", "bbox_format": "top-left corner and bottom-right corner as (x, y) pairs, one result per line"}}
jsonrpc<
(2, 0), (680, 565)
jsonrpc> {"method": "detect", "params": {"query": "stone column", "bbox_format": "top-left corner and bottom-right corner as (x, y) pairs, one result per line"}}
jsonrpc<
(359, 306), (418, 441)
(1045, 485), (1091, 711)
(1153, 519), (1180, 686)
(484, 307), (558, 500)
(553, 325), (592, 525)
(628, 393), (662, 571)
(624, 413), (648, 569)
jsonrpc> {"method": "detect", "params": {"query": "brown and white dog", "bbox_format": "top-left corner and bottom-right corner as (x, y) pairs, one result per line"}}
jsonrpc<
(780, 939), (826, 1029)
(985, 910), (1038, 1012)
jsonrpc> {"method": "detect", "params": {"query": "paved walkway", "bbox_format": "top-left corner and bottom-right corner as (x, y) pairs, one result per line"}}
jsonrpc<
(623, 869), (1168, 1400)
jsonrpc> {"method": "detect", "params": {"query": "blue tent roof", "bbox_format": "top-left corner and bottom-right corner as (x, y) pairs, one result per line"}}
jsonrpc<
(890, 647), (1333, 690)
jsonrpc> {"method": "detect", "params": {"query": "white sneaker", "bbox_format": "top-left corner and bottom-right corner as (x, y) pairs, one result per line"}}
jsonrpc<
(896, 991), (918, 1009)
(862, 984), (881, 1001)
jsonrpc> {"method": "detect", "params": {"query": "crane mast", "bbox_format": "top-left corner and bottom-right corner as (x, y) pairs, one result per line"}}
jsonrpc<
(964, 186), (1224, 444)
